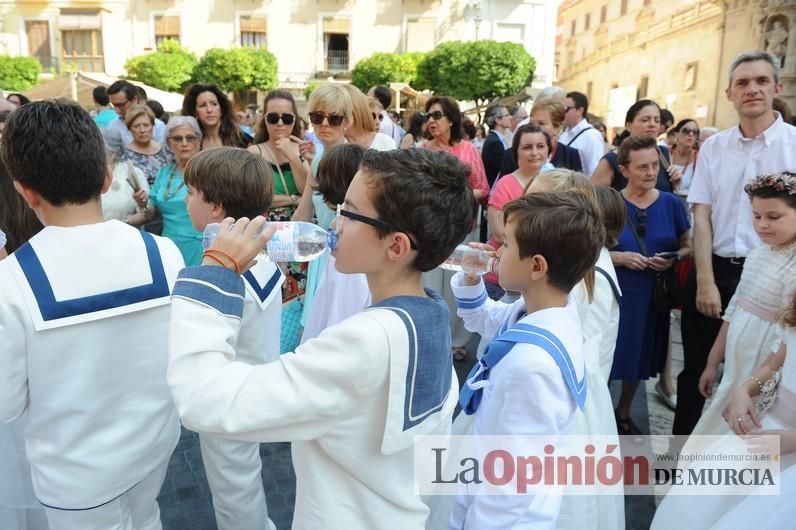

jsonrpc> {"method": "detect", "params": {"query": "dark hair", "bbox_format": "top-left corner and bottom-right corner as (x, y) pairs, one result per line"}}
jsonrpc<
(786, 291), (796, 328)
(106, 80), (139, 102)
(407, 111), (426, 139)
(594, 186), (626, 249)
(617, 135), (658, 167)
(503, 191), (604, 293)
(0, 159), (43, 252)
(372, 86), (392, 109)
(315, 143), (365, 206)
(566, 91), (589, 115)
(0, 99), (106, 206)
(182, 83), (246, 148)
(625, 99), (661, 126)
(0, 111), (10, 124)
(360, 149), (475, 272)
(511, 124), (552, 164)
(146, 100), (165, 121)
(462, 116), (477, 140)
(92, 86), (109, 106)
(660, 109), (674, 127)
(183, 147), (273, 219)
(773, 97), (793, 124)
(672, 118), (697, 133)
(425, 96), (464, 146)
(135, 86), (148, 101)
(254, 90), (302, 144)
(7, 93), (31, 106)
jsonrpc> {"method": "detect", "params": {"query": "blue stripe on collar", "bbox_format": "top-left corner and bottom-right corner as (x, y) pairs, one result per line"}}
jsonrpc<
(15, 230), (169, 321)
(242, 266), (282, 303)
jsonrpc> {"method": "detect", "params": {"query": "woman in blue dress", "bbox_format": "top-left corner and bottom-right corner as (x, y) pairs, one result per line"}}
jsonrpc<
(608, 136), (691, 435)
(135, 116), (203, 266)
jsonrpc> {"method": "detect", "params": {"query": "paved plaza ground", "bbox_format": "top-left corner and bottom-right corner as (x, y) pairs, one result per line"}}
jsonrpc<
(159, 317), (687, 530)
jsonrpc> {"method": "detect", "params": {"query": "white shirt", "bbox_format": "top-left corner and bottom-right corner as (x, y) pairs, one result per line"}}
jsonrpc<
(370, 132), (398, 151)
(687, 113), (796, 258)
(558, 118), (605, 176)
(101, 161), (149, 222)
(378, 112), (404, 146)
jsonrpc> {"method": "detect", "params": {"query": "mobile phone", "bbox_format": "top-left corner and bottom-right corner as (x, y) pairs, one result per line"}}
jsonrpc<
(656, 251), (679, 259)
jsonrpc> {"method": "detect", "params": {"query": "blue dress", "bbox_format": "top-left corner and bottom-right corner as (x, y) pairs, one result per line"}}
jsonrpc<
(150, 164), (203, 266)
(610, 192), (689, 382)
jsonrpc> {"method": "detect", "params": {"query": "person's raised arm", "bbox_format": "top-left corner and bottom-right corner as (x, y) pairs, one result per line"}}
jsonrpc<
(590, 158), (615, 187)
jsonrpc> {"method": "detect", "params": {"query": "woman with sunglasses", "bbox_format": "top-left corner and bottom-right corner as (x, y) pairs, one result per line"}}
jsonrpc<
(400, 111), (427, 149)
(182, 83), (248, 150)
(609, 136), (691, 435)
(669, 118), (700, 200)
(341, 84), (396, 150)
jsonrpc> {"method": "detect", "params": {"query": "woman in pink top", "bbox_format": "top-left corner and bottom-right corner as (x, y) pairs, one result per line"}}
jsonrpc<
(485, 124), (552, 290)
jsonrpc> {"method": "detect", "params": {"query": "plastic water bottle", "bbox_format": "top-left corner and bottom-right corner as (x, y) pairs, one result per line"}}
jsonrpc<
(202, 221), (337, 262)
(439, 244), (498, 275)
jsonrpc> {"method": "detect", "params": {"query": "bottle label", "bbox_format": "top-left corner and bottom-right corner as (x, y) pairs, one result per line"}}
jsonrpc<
(266, 222), (296, 262)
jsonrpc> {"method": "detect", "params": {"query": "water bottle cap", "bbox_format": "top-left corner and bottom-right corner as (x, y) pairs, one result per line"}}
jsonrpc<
(327, 228), (338, 251)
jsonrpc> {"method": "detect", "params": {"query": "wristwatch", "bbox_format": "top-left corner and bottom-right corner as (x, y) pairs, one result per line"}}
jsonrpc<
(291, 194), (299, 204)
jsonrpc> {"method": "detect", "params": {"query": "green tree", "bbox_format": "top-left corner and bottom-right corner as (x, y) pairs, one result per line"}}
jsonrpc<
(350, 51), (426, 92)
(0, 55), (41, 91)
(416, 40), (535, 107)
(125, 39), (198, 92)
(194, 47), (278, 95)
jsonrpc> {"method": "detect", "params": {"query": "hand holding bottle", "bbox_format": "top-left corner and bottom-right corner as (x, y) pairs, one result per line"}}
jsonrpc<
(441, 243), (498, 285)
(203, 217), (276, 273)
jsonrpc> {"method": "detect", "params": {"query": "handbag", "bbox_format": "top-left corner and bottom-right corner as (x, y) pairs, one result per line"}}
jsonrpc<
(626, 207), (683, 311)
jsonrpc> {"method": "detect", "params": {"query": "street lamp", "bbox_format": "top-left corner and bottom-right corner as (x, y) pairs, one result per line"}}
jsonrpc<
(465, 1), (483, 40)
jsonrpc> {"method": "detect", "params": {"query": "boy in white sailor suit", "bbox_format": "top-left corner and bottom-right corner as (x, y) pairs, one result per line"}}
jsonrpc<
(449, 192), (605, 530)
(182, 148), (283, 530)
(0, 100), (184, 529)
(167, 149), (476, 529)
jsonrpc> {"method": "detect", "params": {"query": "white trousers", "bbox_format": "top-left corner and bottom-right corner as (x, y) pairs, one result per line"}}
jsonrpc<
(42, 457), (169, 530)
(199, 435), (275, 530)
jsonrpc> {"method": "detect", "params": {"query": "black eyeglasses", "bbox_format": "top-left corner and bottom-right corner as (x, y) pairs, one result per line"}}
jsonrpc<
(266, 112), (295, 125)
(427, 110), (445, 121)
(308, 111), (345, 127)
(637, 208), (647, 238)
(372, 112), (384, 121)
(680, 128), (699, 136)
(336, 204), (418, 249)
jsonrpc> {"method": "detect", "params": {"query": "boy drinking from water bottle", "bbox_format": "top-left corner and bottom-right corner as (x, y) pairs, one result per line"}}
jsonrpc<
(167, 149), (475, 529)
(182, 147), (283, 530)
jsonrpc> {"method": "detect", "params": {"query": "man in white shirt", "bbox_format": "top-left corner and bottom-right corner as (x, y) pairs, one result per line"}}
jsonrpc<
(369, 85), (403, 145)
(674, 50), (796, 435)
(103, 80), (166, 156)
(558, 91), (606, 176)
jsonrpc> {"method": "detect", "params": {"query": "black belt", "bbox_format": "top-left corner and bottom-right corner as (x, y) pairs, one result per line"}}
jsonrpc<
(713, 254), (745, 267)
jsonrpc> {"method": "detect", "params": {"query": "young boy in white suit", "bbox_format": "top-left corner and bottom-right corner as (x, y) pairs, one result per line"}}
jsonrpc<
(182, 148), (283, 530)
(167, 149), (476, 529)
(0, 100), (184, 529)
(450, 192), (605, 529)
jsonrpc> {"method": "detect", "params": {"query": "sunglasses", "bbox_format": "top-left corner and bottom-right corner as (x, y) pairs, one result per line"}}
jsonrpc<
(679, 128), (699, 135)
(169, 134), (199, 144)
(308, 111), (345, 127)
(336, 204), (418, 249)
(372, 112), (384, 121)
(266, 112), (295, 125)
(637, 208), (647, 238)
(427, 110), (445, 121)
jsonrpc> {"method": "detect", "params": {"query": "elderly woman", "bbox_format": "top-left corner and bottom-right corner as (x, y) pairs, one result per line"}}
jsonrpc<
(182, 83), (248, 149)
(341, 84), (396, 150)
(120, 105), (173, 186)
(609, 136), (691, 435)
(592, 100), (680, 192)
(101, 149), (149, 226)
(134, 116), (203, 266)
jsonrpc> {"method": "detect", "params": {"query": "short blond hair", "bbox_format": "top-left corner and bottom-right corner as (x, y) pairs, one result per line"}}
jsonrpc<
(308, 84), (352, 124)
(531, 168), (595, 198)
(531, 99), (566, 129)
(342, 84), (376, 133)
(124, 104), (155, 129)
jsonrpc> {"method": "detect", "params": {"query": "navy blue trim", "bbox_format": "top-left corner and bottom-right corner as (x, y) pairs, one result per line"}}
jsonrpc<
(596, 266), (621, 305)
(15, 231), (169, 321)
(454, 289), (488, 309)
(242, 266), (282, 303)
(173, 266), (245, 318)
(38, 480), (139, 511)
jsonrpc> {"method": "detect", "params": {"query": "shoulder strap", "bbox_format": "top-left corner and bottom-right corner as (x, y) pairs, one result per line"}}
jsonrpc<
(595, 266), (621, 304)
(625, 206), (650, 257)
(260, 143), (291, 195)
(656, 145), (670, 170)
(566, 126), (594, 147)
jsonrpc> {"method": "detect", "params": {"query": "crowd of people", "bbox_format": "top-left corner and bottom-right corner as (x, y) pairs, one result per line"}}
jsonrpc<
(0, 47), (795, 530)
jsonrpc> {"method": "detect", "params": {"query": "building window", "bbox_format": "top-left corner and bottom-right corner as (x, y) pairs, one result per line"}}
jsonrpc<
(323, 17), (350, 72)
(154, 15), (180, 45)
(601, 5), (607, 23)
(571, 19), (576, 36)
(684, 62), (698, 91)
(587, 81), (593, 103)
(406, 17), (436, 52)
(240, 15), (267, 48)
(638, 75), (649, 99)
(585, 13), (591, 31)
(620, 0), (628, 16)
(26, 20), (56, 70)
(644, 0), (652, 5)
(60, 10), (104, 72)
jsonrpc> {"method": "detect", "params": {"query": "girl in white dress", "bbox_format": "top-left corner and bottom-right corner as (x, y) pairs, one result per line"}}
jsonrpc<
(692, 172), (796, 439)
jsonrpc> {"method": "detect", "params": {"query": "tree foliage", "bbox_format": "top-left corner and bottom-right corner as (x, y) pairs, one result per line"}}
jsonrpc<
(416, 40), (535, 105)
(125, 39), (197, 92)
(0, 55), (41, 91)
(194, 47), (278, 93)
(350, 52), (425, 92)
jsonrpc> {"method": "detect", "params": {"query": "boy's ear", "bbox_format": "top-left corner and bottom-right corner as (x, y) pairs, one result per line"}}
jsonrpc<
(528, 254), (549, 281)
(100, 167), (113, 194)
(385, 232), (415, 264)
(211, 202), (226, 221)
(13, 180), (41, 209)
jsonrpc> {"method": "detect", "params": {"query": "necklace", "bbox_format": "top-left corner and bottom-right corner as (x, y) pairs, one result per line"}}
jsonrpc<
(163, 165), (186, 200)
